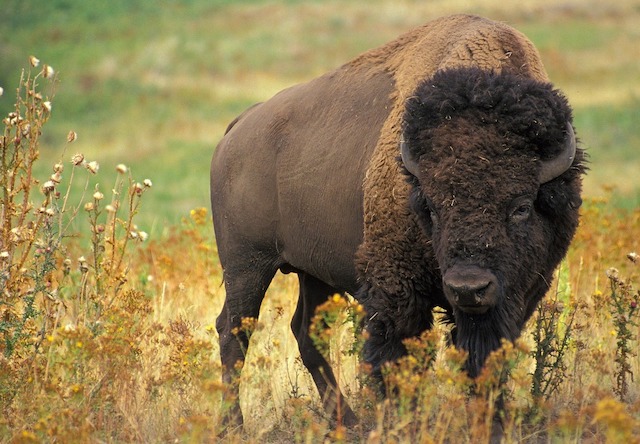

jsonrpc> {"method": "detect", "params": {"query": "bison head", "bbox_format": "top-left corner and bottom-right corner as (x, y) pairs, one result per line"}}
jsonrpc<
(400, 67), (586, 376)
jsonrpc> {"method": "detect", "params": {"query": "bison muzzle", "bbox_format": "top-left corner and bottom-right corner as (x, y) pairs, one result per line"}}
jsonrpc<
(210, 14), (586, 428)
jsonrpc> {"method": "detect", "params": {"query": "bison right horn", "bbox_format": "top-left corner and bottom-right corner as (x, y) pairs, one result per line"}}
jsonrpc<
(400, 138), (421, 177)
(538, 123), (576, 184)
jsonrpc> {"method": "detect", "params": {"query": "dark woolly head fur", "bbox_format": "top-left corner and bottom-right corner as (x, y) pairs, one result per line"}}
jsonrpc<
(404, 67), (576, 159)
(400, 67), (586, 377)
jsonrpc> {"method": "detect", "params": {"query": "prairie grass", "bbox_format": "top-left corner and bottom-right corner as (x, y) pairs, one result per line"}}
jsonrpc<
(1, 1), (640, 442)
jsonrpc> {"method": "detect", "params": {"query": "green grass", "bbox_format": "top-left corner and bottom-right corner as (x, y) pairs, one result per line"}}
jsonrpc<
(1, 0), (639, 225)
(519, 19), (618, 53)
(575, 99), (640, 208)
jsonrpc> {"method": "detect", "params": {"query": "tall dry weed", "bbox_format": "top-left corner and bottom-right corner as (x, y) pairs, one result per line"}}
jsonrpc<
(0, 59), (225, 443)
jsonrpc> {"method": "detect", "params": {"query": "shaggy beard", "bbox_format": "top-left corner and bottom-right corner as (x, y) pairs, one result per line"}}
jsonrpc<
(453, 304), (522, 378)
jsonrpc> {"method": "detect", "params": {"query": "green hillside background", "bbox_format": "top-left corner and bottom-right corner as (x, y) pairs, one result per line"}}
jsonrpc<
(2, 0), (639, 233)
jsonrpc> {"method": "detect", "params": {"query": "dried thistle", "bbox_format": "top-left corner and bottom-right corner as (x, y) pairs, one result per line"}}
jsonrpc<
(71, 153), (84, 165)
(606, 263), (639, 401)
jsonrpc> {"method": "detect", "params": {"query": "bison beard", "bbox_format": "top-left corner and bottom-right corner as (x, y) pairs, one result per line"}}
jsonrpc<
(451, 306), (522, 378)
(361, 286), (526, 381)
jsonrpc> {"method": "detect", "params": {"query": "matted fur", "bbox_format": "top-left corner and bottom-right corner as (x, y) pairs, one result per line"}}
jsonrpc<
(355, 14), (548, 295)
(396, 68), (585, 376)
(353, 15), (585, 378)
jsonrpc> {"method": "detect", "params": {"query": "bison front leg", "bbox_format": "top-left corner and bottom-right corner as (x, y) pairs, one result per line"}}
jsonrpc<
(358, 281), (435, 389)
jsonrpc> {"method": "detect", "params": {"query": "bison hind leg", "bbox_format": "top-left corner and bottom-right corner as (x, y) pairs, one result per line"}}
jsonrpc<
(216, 259), (278, 428)
(292, 272), (358, 426)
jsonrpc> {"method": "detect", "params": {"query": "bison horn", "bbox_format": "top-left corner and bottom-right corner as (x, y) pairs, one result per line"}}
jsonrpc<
(538, 123), (576, 184)
(400, 138), (421, 177)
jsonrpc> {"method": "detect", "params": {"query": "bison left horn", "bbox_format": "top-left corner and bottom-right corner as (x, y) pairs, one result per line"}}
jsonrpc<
(400, 138), (420, 177)
(538, 123), (576, 184)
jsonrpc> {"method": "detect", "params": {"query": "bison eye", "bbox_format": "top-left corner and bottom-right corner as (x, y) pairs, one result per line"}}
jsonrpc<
(509, 197), (534, 223)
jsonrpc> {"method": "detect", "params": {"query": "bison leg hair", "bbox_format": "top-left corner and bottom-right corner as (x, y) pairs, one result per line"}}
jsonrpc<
(358, 282), (435, 388)
(291, 272), (358, 426)
(216, 260), (277, 427)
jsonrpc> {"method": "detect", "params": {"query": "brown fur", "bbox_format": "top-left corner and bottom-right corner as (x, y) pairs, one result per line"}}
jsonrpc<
(355, 14), (548, 301)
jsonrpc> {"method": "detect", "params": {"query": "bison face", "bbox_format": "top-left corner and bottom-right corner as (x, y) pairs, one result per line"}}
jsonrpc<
(400, 68), (584, 376)
(409, 120), (547, 315)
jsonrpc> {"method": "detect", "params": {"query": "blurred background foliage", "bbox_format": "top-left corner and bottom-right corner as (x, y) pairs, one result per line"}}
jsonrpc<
(1, 0), (639, 228)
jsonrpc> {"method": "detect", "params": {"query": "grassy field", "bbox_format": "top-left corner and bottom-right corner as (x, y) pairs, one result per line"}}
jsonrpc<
(2, 0), (640, 227)
(1, 0), (640, 442)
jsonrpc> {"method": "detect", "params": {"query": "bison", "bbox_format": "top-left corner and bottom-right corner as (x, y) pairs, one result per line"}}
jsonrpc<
(210, 14), (586, 427)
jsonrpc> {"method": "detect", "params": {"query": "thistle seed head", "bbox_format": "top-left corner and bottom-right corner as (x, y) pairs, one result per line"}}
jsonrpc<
(43, 64), (55, 78)
(42, 180), (56, 195)
(86, 161), (99, 174)
(71, 153), (85, 166)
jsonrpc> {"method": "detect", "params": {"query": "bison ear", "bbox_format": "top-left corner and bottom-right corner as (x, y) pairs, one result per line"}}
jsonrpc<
(401, 139), (421, 177)
(538, 123), (576, 184)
